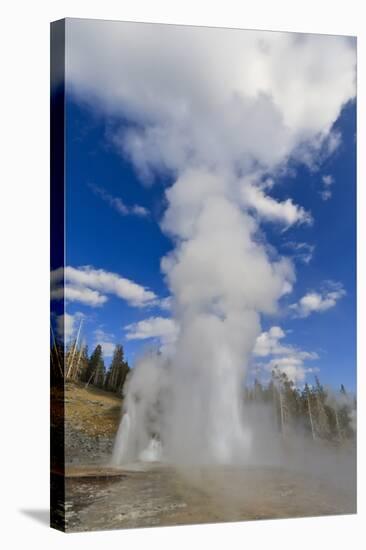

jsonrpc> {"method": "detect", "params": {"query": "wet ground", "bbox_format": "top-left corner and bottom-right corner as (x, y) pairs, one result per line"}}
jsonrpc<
(54, 383), (356, 532)
(63, 463), (356, 532)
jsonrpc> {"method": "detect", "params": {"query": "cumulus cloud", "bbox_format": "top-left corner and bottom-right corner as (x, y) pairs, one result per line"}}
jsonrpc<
(67, 22), (355, 182)
(290, 281), (346, 318)
(51, 265), (157, 308)
(253, 325), (319, 383)
(268, 357), (319, 385)
(88, 183), (149, 217)
(51, 284), (107, 306)
(125, 316), (178, 343)
(125, 316), (179, 356)
(253, 325), (288, 356)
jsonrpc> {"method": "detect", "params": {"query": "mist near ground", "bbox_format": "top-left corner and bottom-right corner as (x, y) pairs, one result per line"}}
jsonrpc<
(112, 353), (356, 498)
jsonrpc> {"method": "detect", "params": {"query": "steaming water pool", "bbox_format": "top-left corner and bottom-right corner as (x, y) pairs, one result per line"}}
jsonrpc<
(62, 463), (356, 532)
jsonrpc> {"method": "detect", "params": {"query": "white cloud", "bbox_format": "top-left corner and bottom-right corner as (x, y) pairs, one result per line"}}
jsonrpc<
(325, 131), (342, 156)
(280, 280), (293, 296)
(320, 189), (332, 201)
(67, 22), (355, 182)
(64, 266), (157, 307)
(51, 285), (107, 306)
(253, 326), (286, 356)
(131, 204), (149, 217)
(57, 313), (74, 343)
(55, 311), (84, 344)
(65, 22), (355, 241)
(241, 182), (312, 227)
(99, 342), (115, 357)
(51, 265), (157, 308)
(319, 174), (335, 201)
(89, 183), (149, 217)
(290, 281), (346, 318)
(253, 325), (319, 383)
(125, 316), (178, 343)
(283, 241), (315, 264)
(322, 175), (334, 186)
(65, 286), (107, 306)
(159, 296), (173, 311)
(268, 357), (319, 385)
(93, 328), (116, 357)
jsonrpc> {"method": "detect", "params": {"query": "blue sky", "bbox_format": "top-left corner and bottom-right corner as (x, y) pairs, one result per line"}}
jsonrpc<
(55, 21), (356, 391)
(62, 96), (356, 390)
(64, 98), (173, 364)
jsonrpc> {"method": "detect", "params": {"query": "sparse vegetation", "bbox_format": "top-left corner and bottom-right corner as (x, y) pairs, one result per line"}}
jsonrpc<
(51, 334), (130, 397)
(244, 370), (356, 443)
(51, 331), (356, 448)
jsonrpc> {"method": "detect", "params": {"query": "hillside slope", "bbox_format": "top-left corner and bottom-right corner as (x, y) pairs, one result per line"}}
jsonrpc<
(64, 381), (122, 465)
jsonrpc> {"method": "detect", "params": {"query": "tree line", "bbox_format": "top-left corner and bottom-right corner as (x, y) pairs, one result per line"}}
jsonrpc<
(51, 326), (356, 444)
(51, 336), (130, 397)
(245, 370), (356, 443)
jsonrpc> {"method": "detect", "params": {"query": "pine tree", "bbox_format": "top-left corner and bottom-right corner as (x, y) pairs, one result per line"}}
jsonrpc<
(107, 345), (124, 392)
(303, 383), (316, 440)
(281, 372), (299, 428)
(242, 375), (355, 444)
(77, 345), (89, 382)
(85, 344), (103, 387)
(104, 344), (130, 395)
(314, 376), (330, 439)
(117, 360), (130, 397)
(271, 369), (287, 434)
(94, 354), (106, 388)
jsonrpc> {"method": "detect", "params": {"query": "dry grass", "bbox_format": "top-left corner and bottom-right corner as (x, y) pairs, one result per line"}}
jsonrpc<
(65, 381), (122, 437)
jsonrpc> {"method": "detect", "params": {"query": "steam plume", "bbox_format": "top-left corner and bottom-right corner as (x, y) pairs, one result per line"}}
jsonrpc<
(66, 20), (356, 465)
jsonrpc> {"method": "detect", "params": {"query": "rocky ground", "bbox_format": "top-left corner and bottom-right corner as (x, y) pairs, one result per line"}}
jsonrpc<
(64, 381), (122, 465)
(63, 464), (356, 532)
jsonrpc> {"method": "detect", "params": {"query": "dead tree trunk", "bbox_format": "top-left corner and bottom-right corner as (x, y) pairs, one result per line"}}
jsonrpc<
(279, 391), (288, 436)
(66, 318), (83, 379)
(307, 394), (316, 440)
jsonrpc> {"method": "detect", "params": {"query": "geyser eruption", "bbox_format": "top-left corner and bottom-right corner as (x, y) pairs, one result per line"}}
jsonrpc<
(112, 171), (294, 465)
(65, 21), (356, 466)
(112, 353), (169, 463)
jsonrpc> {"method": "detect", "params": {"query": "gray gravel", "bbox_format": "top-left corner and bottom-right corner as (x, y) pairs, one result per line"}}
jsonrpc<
(65, 423), (114, 465)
